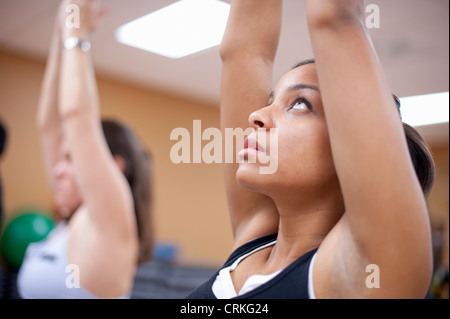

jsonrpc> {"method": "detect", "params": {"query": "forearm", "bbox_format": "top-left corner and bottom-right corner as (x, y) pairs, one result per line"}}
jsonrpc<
(59, 50), (99, 122)
(306, 1), (429, 251)
(306, 2), (409, 195)
(220, 0), (283, 131)
(220, 0), (282, 62)
(37, 23), (63, 131)
(36, 18), (66, 188)
(307, 5), (400, 161)
(219, 0), (281, 243)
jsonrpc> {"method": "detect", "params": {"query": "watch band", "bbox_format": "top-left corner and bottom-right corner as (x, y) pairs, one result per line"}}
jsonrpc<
(63, 37), (91, 52)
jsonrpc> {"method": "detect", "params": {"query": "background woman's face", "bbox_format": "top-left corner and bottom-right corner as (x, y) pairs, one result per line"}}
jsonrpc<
(52, 142), (82, 218)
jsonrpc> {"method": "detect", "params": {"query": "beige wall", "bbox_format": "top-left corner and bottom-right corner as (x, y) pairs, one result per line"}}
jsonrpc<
(0, 50), (233, 266)
(1, 50), (448, 269)
(428, 146), (449, 268)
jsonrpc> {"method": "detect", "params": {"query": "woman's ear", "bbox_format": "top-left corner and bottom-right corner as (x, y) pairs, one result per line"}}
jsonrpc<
(113, 155), (127, 173)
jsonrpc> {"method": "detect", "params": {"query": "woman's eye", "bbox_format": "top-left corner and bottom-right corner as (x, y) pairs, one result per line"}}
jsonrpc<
(290, 98), (311, 111)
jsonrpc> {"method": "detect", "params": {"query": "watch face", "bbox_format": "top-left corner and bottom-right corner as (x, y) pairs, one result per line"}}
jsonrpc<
(65, 37), (78, 49)
(64, 37), (90, 51)
(80, 41), (91, 52)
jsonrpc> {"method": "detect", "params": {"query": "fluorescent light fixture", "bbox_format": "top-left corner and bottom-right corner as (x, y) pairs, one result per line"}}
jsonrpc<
(115, 0), (230, 59)
(400, 92), (449, 127)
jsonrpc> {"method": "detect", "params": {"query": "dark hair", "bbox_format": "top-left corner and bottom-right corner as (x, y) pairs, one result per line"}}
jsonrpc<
(101, 119), (153, 264)
(402, 122), (435, 197)
(0, 119), (7, 158)
(292, 59), (436, 197)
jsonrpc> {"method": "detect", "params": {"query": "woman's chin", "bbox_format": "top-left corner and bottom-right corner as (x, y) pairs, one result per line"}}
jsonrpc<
(236, 163), (266, 193)
(55, 204), (71, 218)
(55, 199), (79, 219)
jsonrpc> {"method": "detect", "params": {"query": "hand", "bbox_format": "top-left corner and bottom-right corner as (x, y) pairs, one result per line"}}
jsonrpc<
(59, 0), (106, 39)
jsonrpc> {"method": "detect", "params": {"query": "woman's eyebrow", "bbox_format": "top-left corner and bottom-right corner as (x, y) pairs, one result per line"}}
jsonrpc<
(268, 83), (320, 105)
(287, 83), (320, 93)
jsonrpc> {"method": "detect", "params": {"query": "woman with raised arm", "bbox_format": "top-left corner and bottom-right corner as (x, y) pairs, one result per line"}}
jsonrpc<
(17, 0), (153, 299)
(189, 0), (435, 299)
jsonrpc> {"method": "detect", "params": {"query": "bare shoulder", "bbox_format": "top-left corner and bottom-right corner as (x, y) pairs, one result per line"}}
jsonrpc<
(67, 208), (138, 298)
(312, 215), (432, 299)
(312, 217), (367, 298)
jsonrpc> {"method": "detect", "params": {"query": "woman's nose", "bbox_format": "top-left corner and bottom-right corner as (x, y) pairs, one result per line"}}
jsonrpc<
(248, 107), (273, 130)
(53, 161), (66, 178)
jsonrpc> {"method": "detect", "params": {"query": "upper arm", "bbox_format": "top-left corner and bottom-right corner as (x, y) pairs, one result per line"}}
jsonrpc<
(306, 1), (432, 298)
(313, 217), (432, 299)
(221, 58), (280, 248)
(59, 49), (135, 241)
(36, 28), (64, 191)
(62, 114), (134, 236)
(220, 0), (282, 247)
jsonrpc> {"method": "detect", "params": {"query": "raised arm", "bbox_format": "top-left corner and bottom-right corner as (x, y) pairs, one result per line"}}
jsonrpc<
(36, 12), (64, 191)
(58, 0), (135, 239)
(306, 0), (433, 298)
(220, 0), (282, 249)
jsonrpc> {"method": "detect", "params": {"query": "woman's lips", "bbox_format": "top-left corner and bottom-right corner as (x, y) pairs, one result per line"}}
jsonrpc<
(239, 136), (266, 159)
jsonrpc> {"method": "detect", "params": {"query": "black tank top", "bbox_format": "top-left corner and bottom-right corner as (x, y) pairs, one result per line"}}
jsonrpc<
(187, 233), (318, 299)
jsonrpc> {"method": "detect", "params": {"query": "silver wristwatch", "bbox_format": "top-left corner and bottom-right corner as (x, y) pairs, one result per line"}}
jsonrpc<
(63, 37), (91, 52)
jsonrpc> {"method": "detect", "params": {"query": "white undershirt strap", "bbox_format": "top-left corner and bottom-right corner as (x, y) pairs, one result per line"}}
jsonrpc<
(212, 240), (319, 299)
(307, 252), (318, 299)
(212, 240), (278, 299)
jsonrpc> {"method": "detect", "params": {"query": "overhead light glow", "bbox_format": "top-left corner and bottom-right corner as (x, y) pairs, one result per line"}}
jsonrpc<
(115, 0), (230, 59)
(400, 92), (449, 127)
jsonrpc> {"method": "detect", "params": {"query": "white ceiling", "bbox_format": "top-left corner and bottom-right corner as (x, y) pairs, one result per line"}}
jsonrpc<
(0, 0), (449, 144)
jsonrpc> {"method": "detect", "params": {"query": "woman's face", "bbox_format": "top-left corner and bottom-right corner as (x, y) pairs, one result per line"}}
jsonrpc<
(236, 64), (339, 201)
(52, 142), (82, 218)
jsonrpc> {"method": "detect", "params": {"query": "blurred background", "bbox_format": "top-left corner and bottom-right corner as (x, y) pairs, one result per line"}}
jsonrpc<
(0, 0), (448, 298)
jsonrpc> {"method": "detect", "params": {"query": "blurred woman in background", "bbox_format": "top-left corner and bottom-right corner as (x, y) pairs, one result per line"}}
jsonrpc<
(17, 0), (153, 299)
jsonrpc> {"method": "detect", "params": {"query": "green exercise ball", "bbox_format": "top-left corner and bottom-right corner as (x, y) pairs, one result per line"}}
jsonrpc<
(0, 208), (55, 270)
